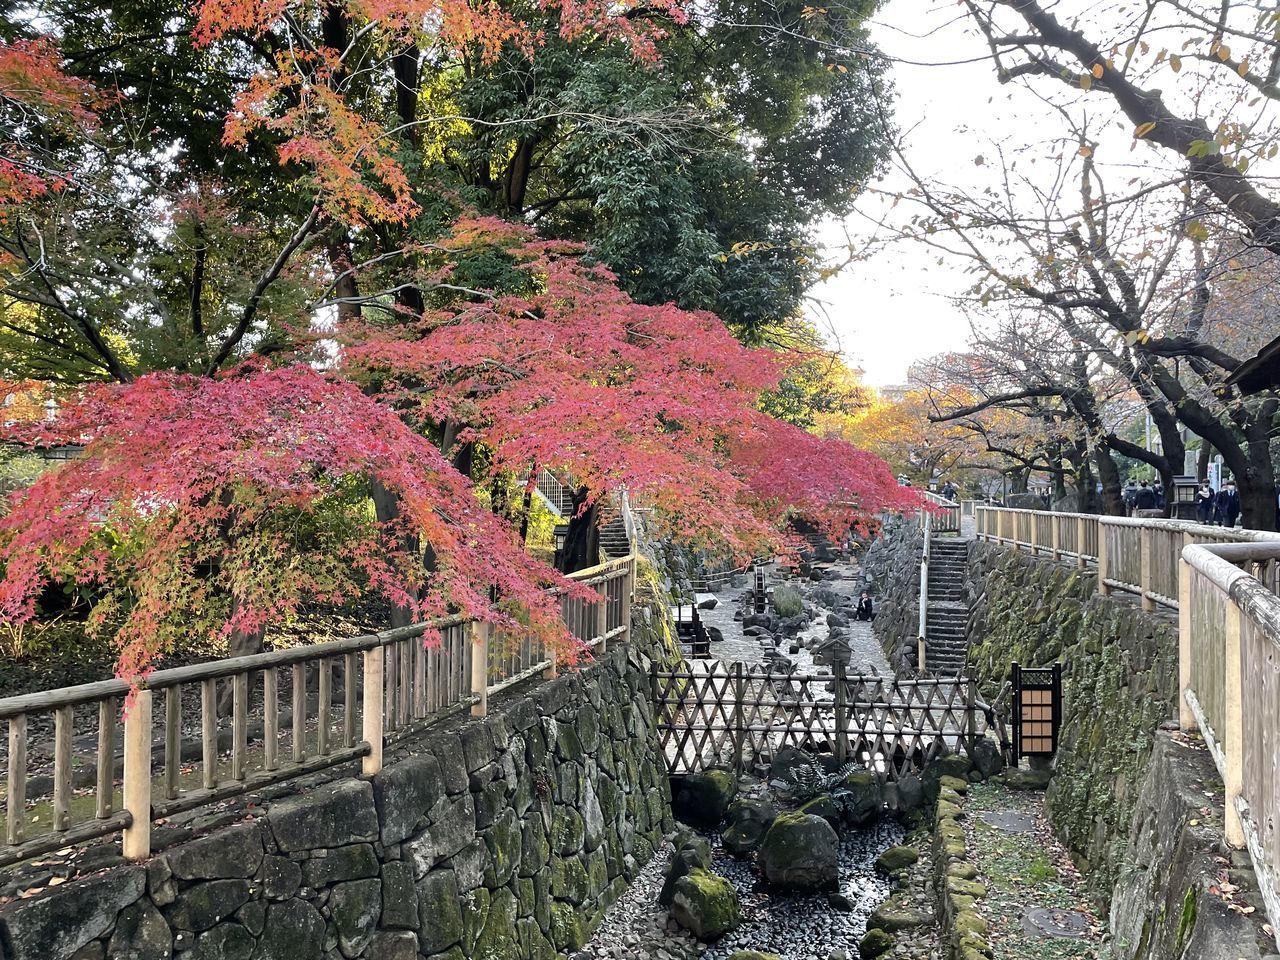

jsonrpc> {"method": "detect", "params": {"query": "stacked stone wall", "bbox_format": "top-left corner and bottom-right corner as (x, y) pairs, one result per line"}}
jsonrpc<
(0, 647), (672, 960)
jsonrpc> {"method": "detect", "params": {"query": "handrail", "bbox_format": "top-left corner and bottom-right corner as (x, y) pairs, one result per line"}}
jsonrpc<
(920, 491), (961, 534)
(975, 501), (1280, 949)
(918, 511), (931, 672)
(1, 549), (639, 868)
(1179, 537), (1280, 951)
(974, 504), (1280, 610)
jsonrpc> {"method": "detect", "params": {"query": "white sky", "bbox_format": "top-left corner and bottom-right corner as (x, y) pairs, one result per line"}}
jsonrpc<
(809, 2), (1039, 385)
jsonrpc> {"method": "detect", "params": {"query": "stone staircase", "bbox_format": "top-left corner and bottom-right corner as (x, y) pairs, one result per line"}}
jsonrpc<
(532, 469), (633, 561)
(925, 538), (970, 675)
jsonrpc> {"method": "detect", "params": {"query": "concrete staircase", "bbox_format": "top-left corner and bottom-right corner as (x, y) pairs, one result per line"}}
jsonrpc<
(925, 538), (970, 676)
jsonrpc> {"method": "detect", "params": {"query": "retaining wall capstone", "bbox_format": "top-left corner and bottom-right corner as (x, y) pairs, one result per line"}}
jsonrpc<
(0, 646), (673, 960)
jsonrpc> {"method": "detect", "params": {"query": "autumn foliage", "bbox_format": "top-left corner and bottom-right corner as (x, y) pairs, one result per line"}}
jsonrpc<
(0, 1), (915, 681)
(344, 217), (918, 557)
(0, 365), (583, 681)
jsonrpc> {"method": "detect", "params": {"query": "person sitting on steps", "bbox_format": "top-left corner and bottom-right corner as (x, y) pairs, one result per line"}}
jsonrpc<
(855, 591), (875, 621)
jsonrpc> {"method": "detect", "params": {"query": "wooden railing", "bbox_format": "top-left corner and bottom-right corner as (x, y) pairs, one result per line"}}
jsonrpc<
(974, 505), (1279, 610)
(921, 491), (961, 534)
(0, 553), (636, 869)
(1180, 539), (1280, 947)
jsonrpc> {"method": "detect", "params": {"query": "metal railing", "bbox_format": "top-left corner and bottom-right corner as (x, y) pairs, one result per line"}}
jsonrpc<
(0, 554), (637, 869)
(1180, 539), (1280, 951)
(974, 505), (1279, 610)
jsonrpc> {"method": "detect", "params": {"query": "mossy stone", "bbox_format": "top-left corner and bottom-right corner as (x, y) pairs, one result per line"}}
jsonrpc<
(953, 909), (989, 937)
(472, 888), (520, 960)
(728, 953), (781, 960)
(858, 927), (894, 958)
(550, 809), (585, 855)
(939, 775), (969, 794)
(947, 877), (988, 899)
(549, 902), (587, 952)
(868, 902), (930, 932)
(936, 799), (963, 823)
(670, 867), (740, 940)
(875, 845), (919, 874)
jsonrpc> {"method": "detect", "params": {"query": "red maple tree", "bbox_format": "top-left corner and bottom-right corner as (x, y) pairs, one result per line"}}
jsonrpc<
(343, 217), (919, 563)
(0, 364), (587, 682)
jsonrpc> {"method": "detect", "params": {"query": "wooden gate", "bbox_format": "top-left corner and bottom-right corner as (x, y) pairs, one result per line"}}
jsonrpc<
(1010, 662), (1061, 762)
(651, 661), (989, 781)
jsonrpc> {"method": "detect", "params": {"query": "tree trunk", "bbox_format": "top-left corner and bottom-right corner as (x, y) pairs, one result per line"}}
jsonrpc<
(1094, 447), (1123, 515)
(371, 479), (418, 629)
(559, 488), (600, 574)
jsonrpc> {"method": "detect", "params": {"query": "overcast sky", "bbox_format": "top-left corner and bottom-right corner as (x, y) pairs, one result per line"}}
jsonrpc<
(809, 3), (1027, 386)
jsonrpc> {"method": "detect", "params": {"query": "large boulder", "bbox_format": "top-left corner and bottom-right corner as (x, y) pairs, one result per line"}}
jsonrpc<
(670, 868), (740, 941)
(767, 747), (814, 786)
(671, 770), (738, 829)
(721, 798), (778, 856)
(758, 813), (839, 891)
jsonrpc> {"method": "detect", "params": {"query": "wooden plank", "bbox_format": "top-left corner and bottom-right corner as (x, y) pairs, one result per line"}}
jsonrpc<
(263, 667), (279, 771)
(232, 672), (248, 780)
(7, 713), (27, 844)
(52, 705), (72, 832)
(318, 658), (332, 756)
(97, 697), (116, 818)
(164, 687), (181, 800)
(201, 678), (218, 789)
(344, 653), (357, 748)
(293, 663), (307, 763)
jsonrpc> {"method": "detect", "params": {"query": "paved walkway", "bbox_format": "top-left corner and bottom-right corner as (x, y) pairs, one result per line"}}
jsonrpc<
(964, 781), (1104, 959)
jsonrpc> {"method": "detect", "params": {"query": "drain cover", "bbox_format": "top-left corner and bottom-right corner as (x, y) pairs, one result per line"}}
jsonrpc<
(980, 810), (1036, 833)
(1022, 906), (1090, 939)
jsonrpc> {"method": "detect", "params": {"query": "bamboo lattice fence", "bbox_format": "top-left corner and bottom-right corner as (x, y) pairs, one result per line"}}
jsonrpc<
(651, 661), (988, 782)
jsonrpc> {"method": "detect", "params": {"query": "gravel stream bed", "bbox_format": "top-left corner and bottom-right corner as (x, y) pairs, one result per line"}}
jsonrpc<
(584, 818), (904, 960)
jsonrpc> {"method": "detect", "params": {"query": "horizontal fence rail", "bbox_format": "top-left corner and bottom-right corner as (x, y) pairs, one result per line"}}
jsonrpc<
(652, 661), (990, 782)
(0, 553), (636, 869)
(975, 505), (1280, 610)
(921, 492), (961, 534)
(1180, 540), (1280, 952)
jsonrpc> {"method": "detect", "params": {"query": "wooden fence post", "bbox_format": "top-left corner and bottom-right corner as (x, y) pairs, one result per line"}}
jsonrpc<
(965, 677), (978, 758)
(1140, 524), (1155, 611)
(471, 620), (490, 718)
(122, 689), (152, 861)
(1224, 599), (1245, 848)
(1177, 549), (1196, 733)
(731, 663), (746, 775)
(362, 645), (384, 775)
(623, 558), (636, 644)
(833, 662), (848, 764)
(1097, 521), (1111, 596)
(1076, 516), (1087, 569)
(596, 586), (609, 654)
(1051, 514), (1061, 560)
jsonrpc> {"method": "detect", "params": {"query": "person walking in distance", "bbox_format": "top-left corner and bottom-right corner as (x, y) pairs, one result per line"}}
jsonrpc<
(1195, 482), (1215, 525)
(1216, 479), (1241, 527)
(1134, 480), (1156, 512)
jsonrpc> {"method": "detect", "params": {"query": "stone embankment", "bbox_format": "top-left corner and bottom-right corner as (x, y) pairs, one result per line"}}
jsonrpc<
(955, 536), (1275, 959)
(0, 647), (671, 960)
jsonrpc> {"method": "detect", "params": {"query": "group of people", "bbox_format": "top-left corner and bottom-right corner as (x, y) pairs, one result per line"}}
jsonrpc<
(1194, 480), (1241, 528)
(1121, 478), (1165, 513)
(1121, 476), (1241, 527)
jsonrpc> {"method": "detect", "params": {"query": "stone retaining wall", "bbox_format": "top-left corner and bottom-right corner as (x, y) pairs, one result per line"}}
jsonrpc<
(0, 647), (672, 960)
(960, 540), (1274, 958)
(863, 516), (923, 672)
(964, 543), (1177, 906)
(1110, 731), (1271, 960)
